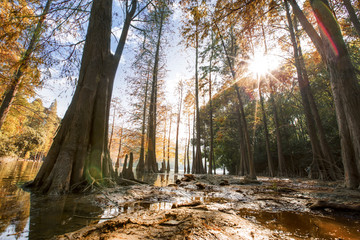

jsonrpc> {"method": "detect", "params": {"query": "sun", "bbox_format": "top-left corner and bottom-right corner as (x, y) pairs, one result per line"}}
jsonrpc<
(248, 51), (279, 77)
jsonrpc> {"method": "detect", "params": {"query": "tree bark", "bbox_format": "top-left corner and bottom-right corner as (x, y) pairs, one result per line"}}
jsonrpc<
(108, 107), (116, 150)
(192, 106), (196, 173)
(175, 86), (183, 174)
(269, 89), (287, 177)
(161, 112), (167, 173)
(187, 116), (191, 173)
(193, 24), (204, 174)
(136, 69), (150, 173)
(184, 138), (187, 173)
(146, 6), (165, 173)
(166, 114), (172, 173)
(285, 2), (338, 180)
(289, 0), (360, 188)
(259, 84), (275, 177)
(27, 0), (137, 194)
(115, 127), (123, 176)
(208, 37), (214, 175)
(343, 0), (360, 37)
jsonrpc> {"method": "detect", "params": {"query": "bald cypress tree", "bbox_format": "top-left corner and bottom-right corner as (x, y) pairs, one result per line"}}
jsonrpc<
(27, 0), (138, 194)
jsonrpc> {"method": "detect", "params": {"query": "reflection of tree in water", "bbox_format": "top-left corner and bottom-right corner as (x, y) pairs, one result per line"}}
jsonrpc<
(29, 194), (103, 240)
(0, 160), (41, 238)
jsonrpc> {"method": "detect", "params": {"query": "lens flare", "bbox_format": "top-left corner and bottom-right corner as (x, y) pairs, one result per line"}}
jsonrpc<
(248, 52), (279, 77)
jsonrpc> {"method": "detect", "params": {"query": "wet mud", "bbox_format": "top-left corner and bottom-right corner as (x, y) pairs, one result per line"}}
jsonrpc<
(58, 175), (360, 240)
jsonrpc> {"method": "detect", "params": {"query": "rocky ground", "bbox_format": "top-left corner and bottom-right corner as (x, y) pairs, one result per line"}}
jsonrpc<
(57, 174), (360, 240)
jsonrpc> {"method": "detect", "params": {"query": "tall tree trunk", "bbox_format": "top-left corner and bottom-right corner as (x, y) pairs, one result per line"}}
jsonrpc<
(259, 85), (275, 177)
(146, 7), (165, 173)
(285, 1), (337, 180)
(0, 0), (52, 130)
(108, 107), (116, 149)
(295, 18), (339, 180)
(236, 105), (249, 176)
(270, 89), (287, 176)
(343, 0), (360, 36)
(192, 107), (196, 173)
(289, 0), (360, 188)
(193, 25), (204, 174)
(161, 112), (167, 173)
(187, 116), (191, 173)
(136, 68), (150, 173)
(166, 114), (172, 173)
(184, 138), (187, 173)
(115, 127), (123, 176)
(208, 43), (214, 174)
(27, 0), (137, 194)
(215, 22), (256, 179)
(175, 86), (183, 174)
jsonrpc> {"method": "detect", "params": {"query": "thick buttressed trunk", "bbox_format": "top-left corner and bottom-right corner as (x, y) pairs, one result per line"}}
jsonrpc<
(0, 0), (52, 130)
(259, 85), (274, 177)
(121, 155), (128, 177)
(27, 0), (137, 194)
(289, 0), (360, 188)
(123, 153), (135, 179)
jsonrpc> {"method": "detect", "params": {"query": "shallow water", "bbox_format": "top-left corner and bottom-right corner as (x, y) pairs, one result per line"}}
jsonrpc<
(0, 160), (179, 239)
(1, 160), (359, 239)
(237, 208), (360, 239)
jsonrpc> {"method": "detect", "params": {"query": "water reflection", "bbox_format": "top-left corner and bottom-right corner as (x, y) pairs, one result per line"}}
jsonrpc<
(0, 160), (41, 239)
(0, 160), (104, 240)
(28, 194), (103, 240)
(237, 209), (360, 239)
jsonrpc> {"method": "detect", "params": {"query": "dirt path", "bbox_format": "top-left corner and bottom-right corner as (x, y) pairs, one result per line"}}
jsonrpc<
(57, 175), (360, 240)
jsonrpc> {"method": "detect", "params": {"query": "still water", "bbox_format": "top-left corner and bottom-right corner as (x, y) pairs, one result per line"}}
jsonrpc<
(0, 160), (177, 240)
(0, 160), (105, 239)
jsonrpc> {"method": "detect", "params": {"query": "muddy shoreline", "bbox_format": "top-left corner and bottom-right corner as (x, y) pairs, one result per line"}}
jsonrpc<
(57, 175), (360, 239)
